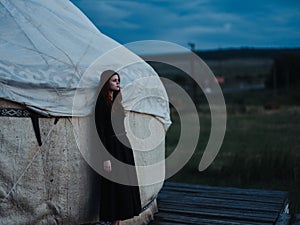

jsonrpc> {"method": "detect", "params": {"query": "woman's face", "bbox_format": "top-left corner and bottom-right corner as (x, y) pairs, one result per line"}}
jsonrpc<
(109, 74), (120, 91)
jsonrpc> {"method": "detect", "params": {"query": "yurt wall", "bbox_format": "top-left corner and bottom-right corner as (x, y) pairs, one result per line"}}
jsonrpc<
(0, 99), (163, 225)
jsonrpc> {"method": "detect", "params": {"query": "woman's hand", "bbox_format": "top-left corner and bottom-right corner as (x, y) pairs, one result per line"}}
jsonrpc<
(103, 160), (112, 172)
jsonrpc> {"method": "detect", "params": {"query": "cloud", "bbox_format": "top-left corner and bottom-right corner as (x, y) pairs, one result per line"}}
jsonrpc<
(71, 0), (300, 51)
(183, 23), (232, 34)
(71, 0), (139, 29)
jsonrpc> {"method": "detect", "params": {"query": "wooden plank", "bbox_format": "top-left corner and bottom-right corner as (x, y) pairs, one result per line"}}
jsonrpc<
(158, 204), (277, 223)
(157, 203), (278, 223)
(159, 182), (288, 212)
(155, 212), (272, 225)
(158, 192), (283, 211)
(158, 199), (284, 218)
(162, 182), (287, 200)
(150, 182), (289, 225)
(160, 187), (286, 204)
(163, 182), (287, 196)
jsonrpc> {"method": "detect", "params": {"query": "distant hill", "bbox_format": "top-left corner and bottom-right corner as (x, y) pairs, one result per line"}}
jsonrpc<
(144, 47), (300, 94)
(197, 48), (300, 90)
(196, 47), (300, 60)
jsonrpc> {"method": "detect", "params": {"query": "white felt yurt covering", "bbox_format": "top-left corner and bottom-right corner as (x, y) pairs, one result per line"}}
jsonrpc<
(0, 0), (170, 224)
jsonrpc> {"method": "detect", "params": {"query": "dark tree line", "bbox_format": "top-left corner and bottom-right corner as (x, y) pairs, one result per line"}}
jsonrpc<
(265, 54), (300, 90)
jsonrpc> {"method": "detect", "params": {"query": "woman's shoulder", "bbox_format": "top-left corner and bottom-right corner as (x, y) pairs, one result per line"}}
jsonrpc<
(95, 96), (108, 112)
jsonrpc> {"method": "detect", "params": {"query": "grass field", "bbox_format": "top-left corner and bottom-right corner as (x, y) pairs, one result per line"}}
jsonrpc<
(165, 101), (300, 214)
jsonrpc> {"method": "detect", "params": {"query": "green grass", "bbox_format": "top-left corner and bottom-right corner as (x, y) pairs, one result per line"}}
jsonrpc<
(165, 105), (300, 214)
(224, 88), (300, 106)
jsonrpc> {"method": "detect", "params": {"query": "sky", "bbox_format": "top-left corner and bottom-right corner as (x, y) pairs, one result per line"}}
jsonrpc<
(70, 0), (300, 53)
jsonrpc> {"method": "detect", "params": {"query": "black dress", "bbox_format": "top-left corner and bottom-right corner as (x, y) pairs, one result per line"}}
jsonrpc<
(95, 96), (142, 222)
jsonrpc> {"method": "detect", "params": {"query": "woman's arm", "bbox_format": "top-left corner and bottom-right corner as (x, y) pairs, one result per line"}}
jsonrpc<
(95, 98), (111, 170)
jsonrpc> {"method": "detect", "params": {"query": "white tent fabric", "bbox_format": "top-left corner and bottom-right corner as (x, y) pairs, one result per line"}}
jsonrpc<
(0, 0), (171, 127)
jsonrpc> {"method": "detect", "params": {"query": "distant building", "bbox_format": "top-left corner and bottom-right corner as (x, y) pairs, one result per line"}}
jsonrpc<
(142, 50), (274, 94)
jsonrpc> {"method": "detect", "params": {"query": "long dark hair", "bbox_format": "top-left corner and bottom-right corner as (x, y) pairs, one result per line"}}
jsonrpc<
(99, 70), (123, 111)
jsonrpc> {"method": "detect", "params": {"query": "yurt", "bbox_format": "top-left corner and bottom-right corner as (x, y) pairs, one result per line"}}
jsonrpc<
(0, 0), (170, 224)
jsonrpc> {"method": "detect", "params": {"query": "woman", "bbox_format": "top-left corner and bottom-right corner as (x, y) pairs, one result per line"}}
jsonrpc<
(95, 70), (141, 225)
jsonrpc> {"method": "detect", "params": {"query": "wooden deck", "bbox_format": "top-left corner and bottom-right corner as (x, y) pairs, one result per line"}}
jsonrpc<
(150, 182), (290, 225)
